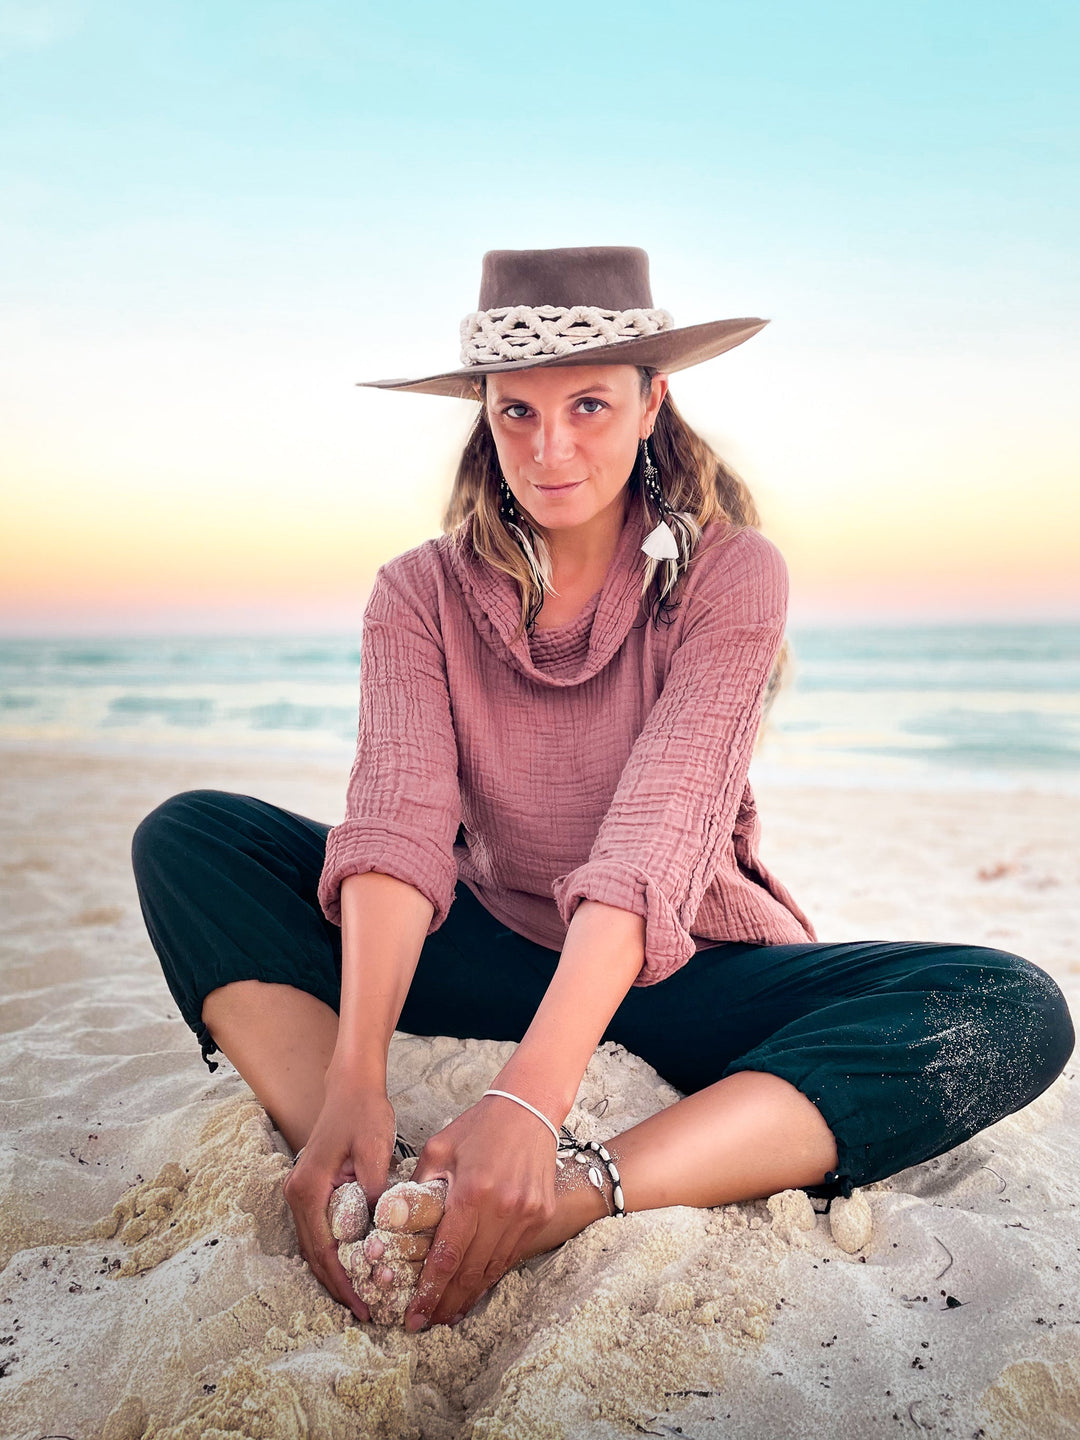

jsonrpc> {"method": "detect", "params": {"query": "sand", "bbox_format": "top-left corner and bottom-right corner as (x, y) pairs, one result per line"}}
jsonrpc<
(1, 744), (1078, 1439)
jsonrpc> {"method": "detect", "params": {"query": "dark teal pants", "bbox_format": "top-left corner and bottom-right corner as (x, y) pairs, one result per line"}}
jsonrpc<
(131, 789), (1074, 1200)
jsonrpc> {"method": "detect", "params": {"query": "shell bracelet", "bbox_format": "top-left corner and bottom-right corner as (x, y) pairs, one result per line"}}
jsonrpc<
(557, 1129), (626, 1217)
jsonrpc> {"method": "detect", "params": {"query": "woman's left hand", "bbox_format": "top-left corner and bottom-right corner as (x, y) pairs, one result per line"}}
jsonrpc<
(404, 1094), (559, 1330)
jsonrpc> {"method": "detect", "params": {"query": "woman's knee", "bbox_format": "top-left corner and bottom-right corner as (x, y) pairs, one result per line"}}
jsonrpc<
(945, 945), (1075, 1097)
(131, 789), (242, 880)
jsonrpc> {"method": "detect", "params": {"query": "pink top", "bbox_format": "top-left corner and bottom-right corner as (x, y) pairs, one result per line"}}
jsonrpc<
(318, 503), (817, 984)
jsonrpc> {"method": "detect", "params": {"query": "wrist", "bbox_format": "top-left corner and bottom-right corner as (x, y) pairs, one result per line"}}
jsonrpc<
(481, 1088), (563, 1145)
(325, 1049), (387, 1095)
(488, 1064), (575, 1130)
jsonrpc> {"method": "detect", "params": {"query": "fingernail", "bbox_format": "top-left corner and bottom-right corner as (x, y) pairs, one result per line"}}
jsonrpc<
(384, 1198), (408, 1227)
(405, 1312), (428, 1333)
(363, 1234), (385, 1260)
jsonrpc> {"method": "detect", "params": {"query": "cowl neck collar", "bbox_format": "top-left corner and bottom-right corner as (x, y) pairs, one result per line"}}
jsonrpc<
(443, 502), (650, 688)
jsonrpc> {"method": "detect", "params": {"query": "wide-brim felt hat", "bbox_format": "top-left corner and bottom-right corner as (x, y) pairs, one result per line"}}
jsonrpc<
(360, 246), (769, 399)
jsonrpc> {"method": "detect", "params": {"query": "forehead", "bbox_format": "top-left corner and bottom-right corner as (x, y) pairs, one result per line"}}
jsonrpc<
(485, 362), (640, 404)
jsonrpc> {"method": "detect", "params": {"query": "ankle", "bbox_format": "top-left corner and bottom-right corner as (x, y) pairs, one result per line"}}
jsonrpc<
(555, 1134), (626, 1219)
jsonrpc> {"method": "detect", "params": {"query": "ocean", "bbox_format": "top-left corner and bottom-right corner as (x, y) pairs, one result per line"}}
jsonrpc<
(1, 623), (1078, 793)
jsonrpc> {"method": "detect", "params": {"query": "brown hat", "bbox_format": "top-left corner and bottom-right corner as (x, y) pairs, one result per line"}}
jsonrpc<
(360, 246), (769, 399)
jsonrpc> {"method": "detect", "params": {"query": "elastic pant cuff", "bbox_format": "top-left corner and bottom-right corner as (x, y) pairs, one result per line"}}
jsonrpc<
(195, 1020), (220, 1073)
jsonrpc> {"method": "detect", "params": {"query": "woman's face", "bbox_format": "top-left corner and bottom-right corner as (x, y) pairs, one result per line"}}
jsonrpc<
(485, 363), (668, 537)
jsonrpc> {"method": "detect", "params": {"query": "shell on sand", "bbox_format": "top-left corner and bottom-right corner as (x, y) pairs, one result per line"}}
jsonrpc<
(766, 1187), (818, 1241)
(829, 1190), (873, 1253)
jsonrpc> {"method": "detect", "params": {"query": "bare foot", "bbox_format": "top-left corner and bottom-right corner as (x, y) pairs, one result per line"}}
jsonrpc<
(338, 1179), (448, 1325)
(332, 1143), (622, 1327)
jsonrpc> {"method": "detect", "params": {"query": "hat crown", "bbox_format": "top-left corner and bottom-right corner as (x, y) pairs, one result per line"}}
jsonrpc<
(477, 247), (654, 312)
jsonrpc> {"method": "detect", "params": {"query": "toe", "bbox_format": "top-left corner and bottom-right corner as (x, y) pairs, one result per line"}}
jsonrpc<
(364, 1228), (430, 1263)
(374, 1179), (447, 1234)
(337, 1239), (372, 1284)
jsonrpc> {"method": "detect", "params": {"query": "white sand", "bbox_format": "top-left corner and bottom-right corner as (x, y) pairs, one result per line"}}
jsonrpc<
(1, 745), (1078, 1439)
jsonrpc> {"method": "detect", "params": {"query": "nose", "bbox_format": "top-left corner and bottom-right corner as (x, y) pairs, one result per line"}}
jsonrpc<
(533, 414), (576, 470)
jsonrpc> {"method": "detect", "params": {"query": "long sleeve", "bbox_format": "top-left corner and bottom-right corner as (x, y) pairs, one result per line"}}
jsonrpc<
(551, 527), (788, 984)
(317, 559), (462, 930)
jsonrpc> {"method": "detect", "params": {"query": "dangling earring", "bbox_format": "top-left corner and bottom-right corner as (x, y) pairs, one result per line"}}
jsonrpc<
(498, 474), (519, 523)
(498, 473), (558, 597)
(639, 437), (680, 561)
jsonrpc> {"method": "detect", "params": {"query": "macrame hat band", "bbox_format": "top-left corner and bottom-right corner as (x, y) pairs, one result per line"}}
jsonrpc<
(358, 246), (769, 399)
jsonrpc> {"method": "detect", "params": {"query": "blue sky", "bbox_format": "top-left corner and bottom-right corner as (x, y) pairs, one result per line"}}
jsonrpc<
(2, 0), (1077, 630)
(5, 0), (1074, 343)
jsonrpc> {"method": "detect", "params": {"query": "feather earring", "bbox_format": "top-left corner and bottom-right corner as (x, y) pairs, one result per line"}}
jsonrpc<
(499, 475), (559, 597)
(639, 437), (680, 560)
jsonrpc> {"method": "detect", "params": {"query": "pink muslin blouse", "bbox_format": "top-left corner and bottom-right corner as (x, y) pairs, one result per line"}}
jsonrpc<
(317, 502), (816, 984)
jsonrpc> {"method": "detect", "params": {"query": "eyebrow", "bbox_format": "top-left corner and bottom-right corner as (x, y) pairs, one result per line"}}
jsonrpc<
(493, 383), (617, 404)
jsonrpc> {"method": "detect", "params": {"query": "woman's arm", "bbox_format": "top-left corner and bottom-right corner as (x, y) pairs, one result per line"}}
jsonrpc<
(404, 898), (644, 1330)
(553, 526), (789, 982)
(282, 869), (434, 1321)
(332, 870), (435, 1089)
(317, 555), (462, 934)
(490, 899), (645, 1117)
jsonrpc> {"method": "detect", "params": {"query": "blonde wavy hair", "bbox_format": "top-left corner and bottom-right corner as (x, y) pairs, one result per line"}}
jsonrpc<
(440, 366), (790, 723)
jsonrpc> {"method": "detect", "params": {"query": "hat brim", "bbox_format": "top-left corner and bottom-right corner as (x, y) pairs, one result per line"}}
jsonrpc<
(357, 317), (769, 399)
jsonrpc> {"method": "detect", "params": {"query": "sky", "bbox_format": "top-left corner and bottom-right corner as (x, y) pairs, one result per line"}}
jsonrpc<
(1, 0), (1077, 633)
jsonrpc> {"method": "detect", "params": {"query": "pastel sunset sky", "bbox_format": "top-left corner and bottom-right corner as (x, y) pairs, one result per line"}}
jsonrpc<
(2, 0), (1076, 633)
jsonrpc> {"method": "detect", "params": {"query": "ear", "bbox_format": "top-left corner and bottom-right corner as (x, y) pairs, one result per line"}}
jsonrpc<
(643, 373), (669, 434)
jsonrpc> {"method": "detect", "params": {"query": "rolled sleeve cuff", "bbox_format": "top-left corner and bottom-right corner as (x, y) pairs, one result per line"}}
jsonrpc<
(318, 819), (458, 932)
(552, 860), (695, 985)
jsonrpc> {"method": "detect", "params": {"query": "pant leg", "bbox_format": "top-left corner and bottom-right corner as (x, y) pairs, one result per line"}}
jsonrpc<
(607, 938), (1075, 1196)
(132, 792), (1075, 1197)
(131, 789), (347, 1069)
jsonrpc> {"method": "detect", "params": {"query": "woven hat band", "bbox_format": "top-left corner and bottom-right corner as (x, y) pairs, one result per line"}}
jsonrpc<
(460, 304), (674, 367)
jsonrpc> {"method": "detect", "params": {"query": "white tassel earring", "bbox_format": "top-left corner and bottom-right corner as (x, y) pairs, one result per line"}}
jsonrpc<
(639, 437), (680, 560)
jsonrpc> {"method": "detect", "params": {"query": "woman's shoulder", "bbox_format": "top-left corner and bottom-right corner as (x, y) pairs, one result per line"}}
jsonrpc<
(687, 521), (789, 605)
(370, 531), (460, 605)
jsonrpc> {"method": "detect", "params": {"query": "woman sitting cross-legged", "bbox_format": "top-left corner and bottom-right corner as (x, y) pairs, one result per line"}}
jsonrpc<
(131, 245), (1074, 1333)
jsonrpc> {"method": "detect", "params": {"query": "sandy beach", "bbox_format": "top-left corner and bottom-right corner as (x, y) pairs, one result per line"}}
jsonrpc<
(1, 744), (1078, 1439)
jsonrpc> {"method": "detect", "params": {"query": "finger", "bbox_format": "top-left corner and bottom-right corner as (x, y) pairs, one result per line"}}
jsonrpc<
(363, 1229), (431, 1263)
(304, 1228), (372, 1323)
(431, 1259), (494, 1327)
(404, 1207), (477, 1333)
(374, 1179), (448, 1233)
(287, 1174), (371, 1322)
(318, 1228), (375, 1321)
(353, 1148), (394, 1210)
(433, 1223), (530, 1326)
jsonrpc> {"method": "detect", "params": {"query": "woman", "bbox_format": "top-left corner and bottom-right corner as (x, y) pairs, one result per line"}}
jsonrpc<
(131, 246), (1073, 1336)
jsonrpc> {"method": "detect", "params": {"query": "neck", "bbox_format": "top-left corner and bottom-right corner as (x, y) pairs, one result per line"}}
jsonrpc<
(540, 492), (630, 590)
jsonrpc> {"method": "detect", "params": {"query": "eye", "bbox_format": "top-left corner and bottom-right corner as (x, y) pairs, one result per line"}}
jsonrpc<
(502, 403), (530, 419)
(576, 398), (606, 414)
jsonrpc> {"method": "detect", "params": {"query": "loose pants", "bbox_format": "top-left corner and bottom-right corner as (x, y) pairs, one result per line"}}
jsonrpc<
(131, 789), (1075, 1199)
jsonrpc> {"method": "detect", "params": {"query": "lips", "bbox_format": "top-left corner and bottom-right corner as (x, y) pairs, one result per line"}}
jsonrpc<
(533, 481), (584, 493)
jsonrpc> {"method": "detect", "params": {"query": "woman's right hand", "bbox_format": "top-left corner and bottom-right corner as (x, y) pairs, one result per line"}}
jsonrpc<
(281, 1074), (397, 1321)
